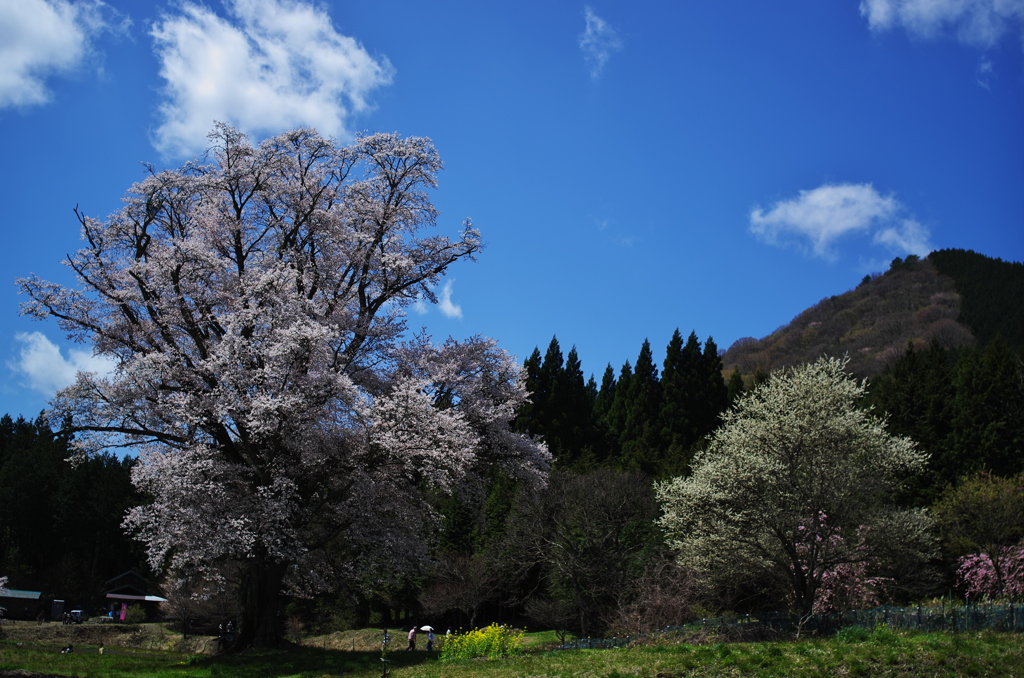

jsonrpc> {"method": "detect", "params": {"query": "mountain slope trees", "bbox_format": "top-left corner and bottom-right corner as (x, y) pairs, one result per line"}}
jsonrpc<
(867, 338), (1024, 504)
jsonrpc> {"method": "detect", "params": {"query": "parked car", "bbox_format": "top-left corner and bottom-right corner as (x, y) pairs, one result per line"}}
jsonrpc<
(69, 610), (86, 623)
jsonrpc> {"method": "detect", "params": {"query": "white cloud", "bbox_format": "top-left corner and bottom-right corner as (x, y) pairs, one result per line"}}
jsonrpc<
(874, 218), (932, 256)
(859, 0), (1024, 48)
(0, 0), (120, 108)
(578, 6), (623, 79)
(151, 0), (394, 157)
(437, 280), (463, 319)
(750, 183), (932, 260)
(9, 332), (116, 396)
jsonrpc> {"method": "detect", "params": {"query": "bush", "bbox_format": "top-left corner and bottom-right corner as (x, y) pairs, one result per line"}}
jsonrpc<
(123, 605), (147, 624)
(439, 624), (524, 662)
(835, 625), (870, 642)
(869, 623), (900, 645)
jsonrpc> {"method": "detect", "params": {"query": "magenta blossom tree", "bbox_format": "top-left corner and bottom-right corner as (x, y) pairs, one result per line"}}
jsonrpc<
(958, 544), (1024, 602)
(799, 514), (891, 614)
(17, 125), (549, 647)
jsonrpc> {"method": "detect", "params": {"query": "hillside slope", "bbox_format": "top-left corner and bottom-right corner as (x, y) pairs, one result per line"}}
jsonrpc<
(722, 250), (1022, 379)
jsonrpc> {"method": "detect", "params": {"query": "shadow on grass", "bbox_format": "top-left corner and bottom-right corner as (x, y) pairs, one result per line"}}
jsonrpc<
(1, 640), (440, 678)
(185, 645), (441, 677)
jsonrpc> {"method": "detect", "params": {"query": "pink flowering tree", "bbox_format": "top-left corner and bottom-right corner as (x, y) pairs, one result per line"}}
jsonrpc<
(933, 473), (1024, 603)
(17, 125), (549, 647)
(958, 544), (1024, 602)
(797, 514), (891, 614)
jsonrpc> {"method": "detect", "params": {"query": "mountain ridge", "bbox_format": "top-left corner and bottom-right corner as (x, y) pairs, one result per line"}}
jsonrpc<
(721, 249), (1024, 379)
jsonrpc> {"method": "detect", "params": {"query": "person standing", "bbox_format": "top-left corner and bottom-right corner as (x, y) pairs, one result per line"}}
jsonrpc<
(426, 629), (435, 652)
(406, 626), (417, 651)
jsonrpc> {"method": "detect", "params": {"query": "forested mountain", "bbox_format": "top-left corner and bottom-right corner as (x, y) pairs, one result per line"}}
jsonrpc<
(721, 249), (1023, 379)
(513, 248), (1023, 500)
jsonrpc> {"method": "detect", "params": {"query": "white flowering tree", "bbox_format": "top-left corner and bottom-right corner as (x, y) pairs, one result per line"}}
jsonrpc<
(656, 357), (934, 620)
(17, 125), (549, 647)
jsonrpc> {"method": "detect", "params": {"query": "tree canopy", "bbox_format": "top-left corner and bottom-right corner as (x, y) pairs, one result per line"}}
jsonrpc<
(17, 125), (549, 646)
(657, 357), (934, 618)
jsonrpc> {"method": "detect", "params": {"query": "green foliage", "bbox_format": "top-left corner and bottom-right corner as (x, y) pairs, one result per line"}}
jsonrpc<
(929, 248), (1024, 352)
(836, 625), (871, 642)
(726, 368), (744, 406)
(516, 330), (730, 478)
(123, 604), (147, 624)
(1, 628), (1023, 677)
(439, 623), (524, 662)
(869, 623), (901, 645)
(867, 339), (1024, 504)
(514, 338), (600, 469)
(503, 469), (662, 638)
(0, 414), (147, 601)
(658, 357), (935, 616)
(932, 472), (1024, 559)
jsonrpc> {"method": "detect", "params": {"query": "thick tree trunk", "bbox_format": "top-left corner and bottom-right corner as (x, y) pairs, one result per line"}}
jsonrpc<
(235, 557), (287, 649)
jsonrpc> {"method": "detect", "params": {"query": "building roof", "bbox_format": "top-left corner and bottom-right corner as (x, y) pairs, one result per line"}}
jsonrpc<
(106, 593), (168, 603)
(105, 570), (150, 585)
(0, 590), (42, 600)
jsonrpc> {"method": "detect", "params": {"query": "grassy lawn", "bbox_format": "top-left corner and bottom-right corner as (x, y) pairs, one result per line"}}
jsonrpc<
(2, 626), (1023, 677)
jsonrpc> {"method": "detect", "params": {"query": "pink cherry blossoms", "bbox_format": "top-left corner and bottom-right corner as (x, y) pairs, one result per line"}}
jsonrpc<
(17, 125), (549, 646)
(958, 544), (1024, 602)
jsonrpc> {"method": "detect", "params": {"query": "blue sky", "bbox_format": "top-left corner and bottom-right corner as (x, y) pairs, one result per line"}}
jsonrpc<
(1, 0), (1022, 421)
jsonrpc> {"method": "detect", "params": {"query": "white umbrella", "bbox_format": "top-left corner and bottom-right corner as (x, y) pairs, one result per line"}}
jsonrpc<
(420, 625), (434, 632)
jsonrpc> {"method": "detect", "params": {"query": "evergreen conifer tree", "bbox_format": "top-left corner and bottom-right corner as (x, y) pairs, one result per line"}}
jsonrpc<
(604, 361), (634, 465)
(659, 329), (690, 472)
(619, 340), (662, 474)
(726, 368), (745, 406)
(699, 337), (729, 439)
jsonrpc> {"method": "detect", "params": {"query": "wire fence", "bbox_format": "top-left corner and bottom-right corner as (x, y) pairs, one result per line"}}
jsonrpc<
(557, 603), (1024, 650)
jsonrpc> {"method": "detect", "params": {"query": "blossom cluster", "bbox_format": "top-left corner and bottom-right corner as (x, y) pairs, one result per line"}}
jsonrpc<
(958, 543), (1024, 601)
(439, 624), (524, 662)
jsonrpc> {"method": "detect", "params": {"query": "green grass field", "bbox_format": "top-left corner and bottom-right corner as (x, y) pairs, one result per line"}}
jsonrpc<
(2, 625), (1023, 677)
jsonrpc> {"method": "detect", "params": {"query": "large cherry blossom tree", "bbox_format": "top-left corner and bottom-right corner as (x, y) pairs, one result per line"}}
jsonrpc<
(17, 125), (549, 647)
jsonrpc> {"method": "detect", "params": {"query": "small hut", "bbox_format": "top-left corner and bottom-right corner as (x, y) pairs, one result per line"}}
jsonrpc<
(0, 589), (42, 621)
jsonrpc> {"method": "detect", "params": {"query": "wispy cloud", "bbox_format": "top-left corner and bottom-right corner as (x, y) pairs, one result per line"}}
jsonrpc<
(859, 0), (1024, 48)
(593, 217), (634, 247)
(0, 0), (125, 108)
(750, 183), (932, 261)
(150, 0), (393, 157)
(976, 56), (994, 89)
(578, 6), (623, 79)
(873, 218), (932, 256)
(8, 332), (116, 396)
(437, 280), (463, 319)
